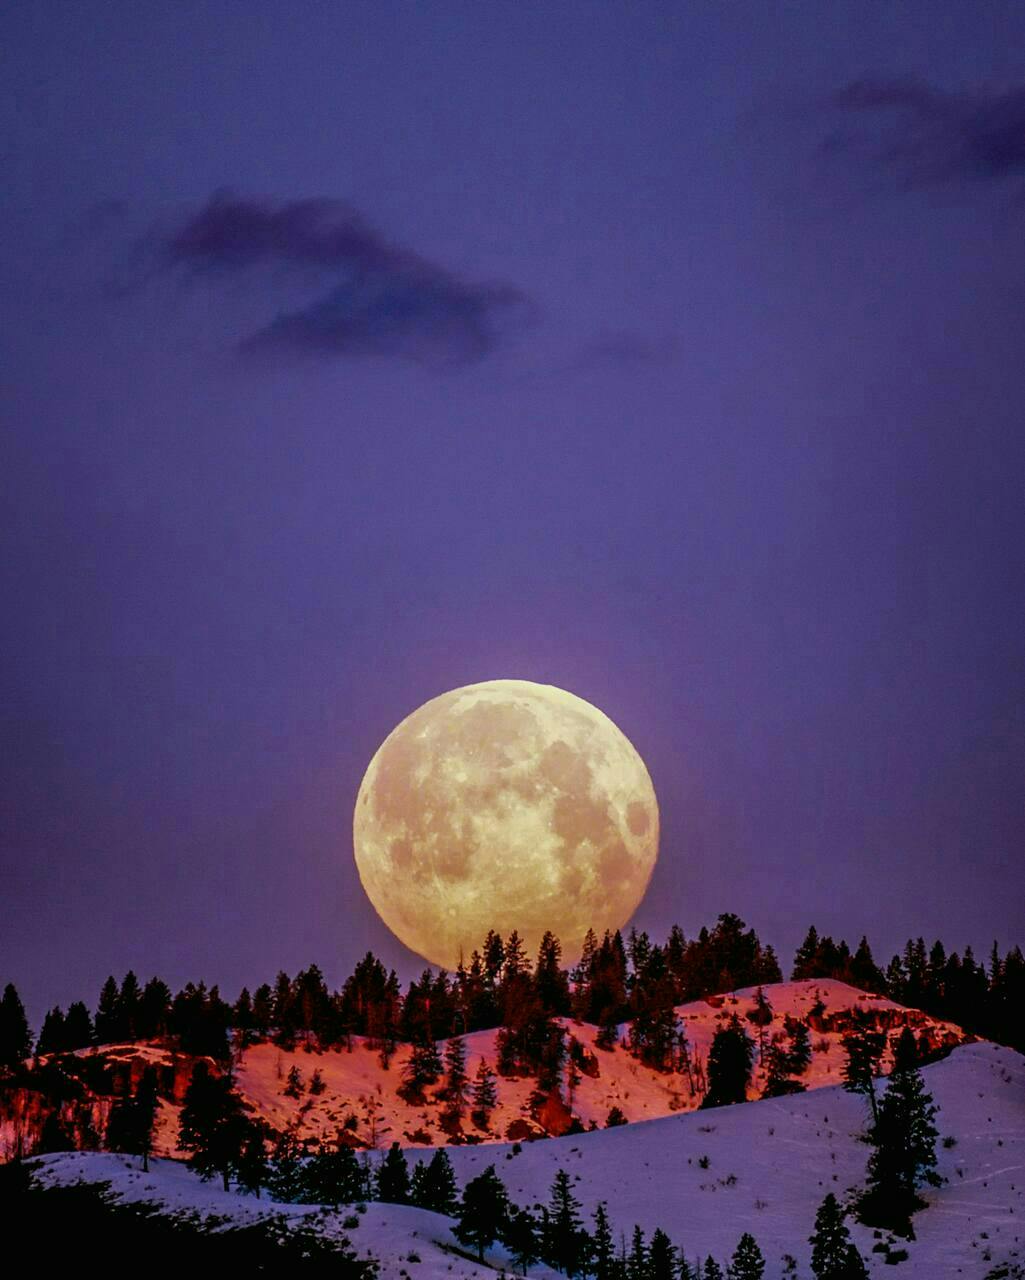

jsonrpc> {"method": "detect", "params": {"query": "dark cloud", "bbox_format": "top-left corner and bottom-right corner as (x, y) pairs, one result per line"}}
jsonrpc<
(160, 193), (530, 364)
(823, 78), (1025, 188)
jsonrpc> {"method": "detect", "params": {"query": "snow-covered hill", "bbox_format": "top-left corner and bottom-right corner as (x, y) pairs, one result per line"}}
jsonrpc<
(230, 979), (968, 1152)
(31, 1037), (1024, 1278)
(2, 979), (969, 1164)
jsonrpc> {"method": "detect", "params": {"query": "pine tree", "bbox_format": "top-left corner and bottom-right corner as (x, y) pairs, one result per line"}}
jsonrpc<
(63, 1001), (94, 1051)
(627, 1225), (647, 1280)
(648, 1227), (676, 1280)
(591, 1202), (616, 1280)
(421, 1148), (458, 1215)
(786, 1017), (812, 1075)
(502, 1207), (541, 1277)
(267, 1131), (306, 1202)
(107, 1064), (160, 1170)
(729, 1232), (765, 1280)
(545, 1167), (590, 1276)
(701, 1017), (753, 1108)
(841, 1018), (885, 1123)
(850, 937), (884, 993)
(483, 930), (506, 987)
(305, 1138), (363, 1205)
(792, 927), (821, 980)
(809, 1193), (868, 1279)
(749, 986), (773, 1028)
(409, 1158), (429, 1208)
(309, 1068), (326, 1096)
(702, 1259), (724, 1280)
(138, 977), (172, 1039)
(117, 971), (141, 1039)
(94, 975), (121, 1044)
(235, 1128), (268, 1197)
(443, 1035), (469, 1110)
(471, 1058), (498, 1125)
(375, 1141), (410, 1203)
(454, 1164), (510, 1261)
(36, 1007), (67, 1056)
(0, 983), (32, 1070)
(400, 1037), (442, 1100)
(177, 1061), (251, 1191)
(251, 983), (274, 1038)
(596, 1010), (620, 1051)
(535, 931), (571, 1015)
(859, 1035), (941, 1229)
(283, 1064), (304, 1098)
(761, 1039), (805, 1098)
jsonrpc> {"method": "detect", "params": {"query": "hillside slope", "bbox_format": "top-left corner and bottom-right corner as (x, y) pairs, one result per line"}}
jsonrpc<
(231, 979), (967, 1151)
(31, 1040), (1025, 1278)
(1, 979), (969, 1162)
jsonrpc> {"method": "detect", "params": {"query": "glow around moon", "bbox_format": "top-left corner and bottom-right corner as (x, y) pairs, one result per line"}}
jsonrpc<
(352, 679), (659, 969)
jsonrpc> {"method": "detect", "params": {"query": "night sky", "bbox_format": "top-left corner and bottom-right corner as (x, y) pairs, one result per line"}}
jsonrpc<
(4, 4), (1024, 1024)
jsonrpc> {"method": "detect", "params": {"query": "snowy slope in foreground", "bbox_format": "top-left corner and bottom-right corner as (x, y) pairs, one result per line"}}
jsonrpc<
(34, 1041), (1024, 1278)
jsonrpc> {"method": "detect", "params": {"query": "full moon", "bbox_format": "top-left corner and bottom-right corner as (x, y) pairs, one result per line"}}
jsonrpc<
(352, 679), (659, 969)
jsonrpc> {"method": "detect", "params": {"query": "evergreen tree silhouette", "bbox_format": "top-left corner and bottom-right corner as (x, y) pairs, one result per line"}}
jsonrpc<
(400, 1037), (442, 1101)
(375, 1141), (409, 1204)
(36, 1007), (67, 1056)
(421, 1148), (458, 1215)
(266, 1132), (306, 1202)
(177, 1061), (251, 1190)
(841, 1015), (885, 1123)
(648, 1226), (676, 1279)
(859, 1028), (941, 1230)
(761, 1039), (806, 1098)
(305, 1138), (363, 1205)
(64, 1001), (94, 1051)
(0, 983), (32, 1070)
(138, 977), (172, 1039)
(785, 1017), (812, 1075)
(590, 1202), (616, 1280)
(117, 971), (141, 1039)
(442, 1035), (469, 1111)
(94, 976), (121, 1044)
(809, 1193), (868, 1279)
(729, 1232), (765, 1280)
(454, 1164), (510, 1261)
(701, 1016), (753, 1108)
(107, 1064), (159, 1170)
(792, 927), (821, 980)
(535, 932), (571, 1015)
(501, 1206), (541, 1276)
(544, 1167), (590, 1276)
(471, 1058), (498, 1125)
(236, 1128), (269, 1197)
(627, 1224), (647, 1280)
(409, 1159), (429, 1208)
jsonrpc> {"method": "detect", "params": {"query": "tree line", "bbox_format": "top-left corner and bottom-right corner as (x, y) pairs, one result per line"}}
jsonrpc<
(2, 916), (1021, 1081)
(790, 927), (1024, 1050)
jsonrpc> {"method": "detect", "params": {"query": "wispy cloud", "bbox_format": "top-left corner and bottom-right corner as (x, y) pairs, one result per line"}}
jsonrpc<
(158, 193), (531, 365)
(822, 78), (1025, 188)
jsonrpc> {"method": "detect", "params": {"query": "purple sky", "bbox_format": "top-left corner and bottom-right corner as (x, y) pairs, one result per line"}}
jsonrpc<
(3, 4), (1024, 1023)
